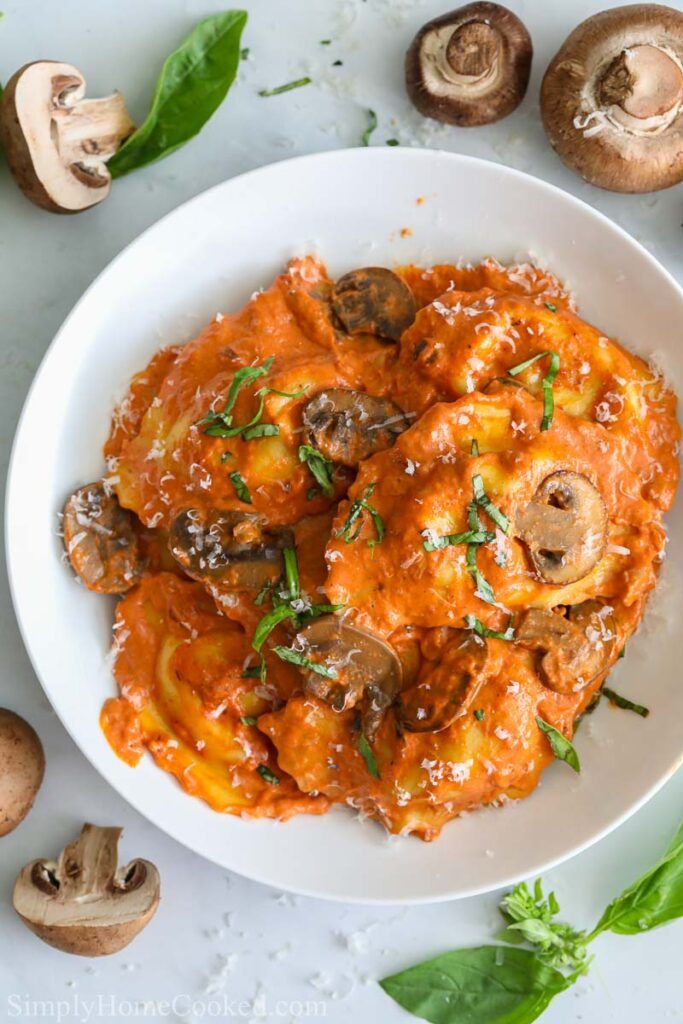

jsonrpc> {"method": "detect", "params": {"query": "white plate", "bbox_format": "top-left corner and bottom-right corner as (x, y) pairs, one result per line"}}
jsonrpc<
(6, 149), (683, 903)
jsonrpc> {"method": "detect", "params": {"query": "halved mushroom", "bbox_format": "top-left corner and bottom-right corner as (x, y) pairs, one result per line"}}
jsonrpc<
(0, 710), (45, 837)
(13, 823), (160, 956)
(397, 632), (487, 732)
(541, 5), (683, 192)
(516, 601), (617, 693)
(405, 3), (533, 126)
(169, 508), (294, 589)
(291, 616), (403, 742)
(302, 389), (410, 467)
(515, 471), (607, 585)
(0, 61), (134, 213)
(331, 268), (416, 342)
(63, 483), (144, 594)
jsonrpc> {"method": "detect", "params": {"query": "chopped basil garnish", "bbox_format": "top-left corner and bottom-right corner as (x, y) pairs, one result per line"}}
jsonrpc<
(240, 715), (257, 725)
(273, 646), (338, 678)
(307, 487), (320, 501)
(423, 528), (494, 553)
(332, 59), (343, 66)
(229, 470), (251, 503)
(320, 38), (332, 45)
(252, 604), (298, 652)
(602, 687), (649, 718)
(282, 547), (299, 600)
(299, 444), (334, 498)
(466, 542), (496, 605)
(241, 422), (279, 440)
(465, 614), (515, 641)
(257, 764), (280, 785)
(536, 717), (581, 772)
(241, 666), (262, 679)
(259, 76), (311, 97)
(508, 350), (560, 432)
(472, 473), (510, 534)
(220, 450), (234, 463)
(240, 47), (250, 60)
(471, 437), (480, 457)
(357, 734), (380, 779)
(362, 108), (377, 146)
(545, 301), (558, 312)
(335, 483), (384, 547)
(386, 139), (399, 146)
(473, 709), (485, 721)
(198, 357), (274, 437)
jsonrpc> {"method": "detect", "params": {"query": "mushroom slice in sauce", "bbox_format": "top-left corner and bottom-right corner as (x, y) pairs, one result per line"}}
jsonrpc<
(62, 483), (143, 594)
(397, 631), (486, 733)
(516, 601), (617, 694)
(168, 509), (294, 589)
(293, 616), (403, 742)
(331, 267), (417, 342)
(515, 471), (607, 585)
(302, 389), (410, 467)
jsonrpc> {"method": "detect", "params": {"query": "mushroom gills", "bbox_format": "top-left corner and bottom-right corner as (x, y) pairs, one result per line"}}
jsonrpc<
(292, 616), (403, 742)
(515, 471), (607, 584)
(13, 823), (160, 956)
(397, 632), (486, 732)
(516, 601), (617, 693)
(62, 483), (144, 594)
(169, 509), (294, 589)
(303, 388), (410, 466)
(405, 2), (533, 126)
(331, 268), (417, 342)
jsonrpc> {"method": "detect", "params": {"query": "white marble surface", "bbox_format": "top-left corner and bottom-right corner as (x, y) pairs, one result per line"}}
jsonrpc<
(0, 0), (682, 1020)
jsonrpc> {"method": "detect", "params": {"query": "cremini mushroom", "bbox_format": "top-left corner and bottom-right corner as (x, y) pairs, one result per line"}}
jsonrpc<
(0, 61), (134, 213)
(405, 2), (533, 126)
(63, 483), (144, 594)
(169, 508), (294, 589)
(0, 710), (45, 837)
(516, 601), (617, 693)
(541, 5), (683, 192)
(13, 823), (160, 956)
(292, 615), (403, 742)
(515, 471), (607, 585)
(302, 389), (410, 467)
(331, 268), (416, 342)
(397, 632), (486, 732)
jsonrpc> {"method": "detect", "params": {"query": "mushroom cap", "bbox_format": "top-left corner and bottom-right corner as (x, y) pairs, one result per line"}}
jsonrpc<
(13, 824), (160, 956)
(397, 632), (487, 732)
(405, 2), (533, 126)
(541, 4), (683, 192)
(331, 268), (417, 341)
(516, 602), (617, 693)
(0, 710), (45, 837)
(62, 483), (144, 594)
(302, 388), (410, 466)
(0, 61), (134, 213)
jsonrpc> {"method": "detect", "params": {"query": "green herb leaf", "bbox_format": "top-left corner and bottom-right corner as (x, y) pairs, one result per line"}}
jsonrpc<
(240, 46), (250, 60)
(500, 880), (590, 974)
(299, 444), (334, 498)
(386, 138), (399, 146)
(602, 687), (649, 718)
(380, 945), (572, 1024)
(535, 717), (580, 773)
(592, 822), (683, 937)
(335, 483), (384, 547)
(282, 547), (299, 600)
(259, 76), (311, 97)
(242, 422), (279, 440)
(473, 709), (485, 721)
(108, 11), (247, 178)
(508, 351), (560, 432)
(252, 604), (298, 652)
(333, 59), (343, 66)
(472, 473), (510, 534)
(466, 614), (514, 641)
(544, 302), (558, 312)
(423, 529), (494, 553)
(320, 39), (332, 45)
(241, 666), (261, 679)
(272, 645), (338, 679)
(198, 357), (273, 434)
(256, 764), (280, 785)
(361, 108), (377, 146)
(240, 715), (257, 725)
(229, 471), (251, 503)
(466, 542), (496, 605)
(357, 734), (380, 779)
(471, 437), (480, 457)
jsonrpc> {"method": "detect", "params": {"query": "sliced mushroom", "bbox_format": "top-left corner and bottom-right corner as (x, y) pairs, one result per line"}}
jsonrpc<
(405, 3), (533, 126)
(0, 710), (45, 837)
(63, 483), (144, 594)
(541, 6), (683, 192)
(397, 632), (487, 732)
(292, 616), (402, 742)
(302, 389), (410, 467)
(13, 824), (160, 956)
(515, 471), (607, 585)
(331, 268), (416, 342)
(516, 601), (617, 693)
(169, 508), (294, 589)
(0, 62), (134, 213)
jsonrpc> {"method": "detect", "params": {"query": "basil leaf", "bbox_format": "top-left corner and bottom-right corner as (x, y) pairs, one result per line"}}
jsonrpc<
(472, 473), (510, 534)
(602, 687), (649, 718)
(544, 302), (557, 312)
(466, 543), (496, 605)
(380, 945), (572, 1024)
(282, 547), (299, 600)
(229, 470), (251, 504)
(299, 444), (334, 498)
(535, 718), (580, 773)
(335, 483), (384, 547)
(473, 709), (485, 721)
(273, 646), (338, 679)
(466, 615), (514, 642)
(423, 529), (494, 553)
(508, 351), (560, 432)
(240, 715), (257, 725)
(592, 822), (683, 937)
(259, 77), (311, 97)
(108, 11), (247, 178)
(357, 734), (380, 779)
(242, 422), (279, 440)
(256, 764), (280, 785)
(362, 108), (377, 146)
(252, 604), (297, 652)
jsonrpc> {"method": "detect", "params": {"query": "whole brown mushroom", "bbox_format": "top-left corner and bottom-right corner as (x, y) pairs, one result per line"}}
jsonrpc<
(541, 5), (683, 192)
(0, 709), (45, 836)
(405, 3), (533, 126)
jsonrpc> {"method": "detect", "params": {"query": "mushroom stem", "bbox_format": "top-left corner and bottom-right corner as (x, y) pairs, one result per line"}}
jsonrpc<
(53, 90), (135, 180)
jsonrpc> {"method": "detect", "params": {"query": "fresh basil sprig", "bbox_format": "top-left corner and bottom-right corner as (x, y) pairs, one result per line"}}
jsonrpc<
(381, 819), (683, 1023)
(108, 11), (247, 178)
